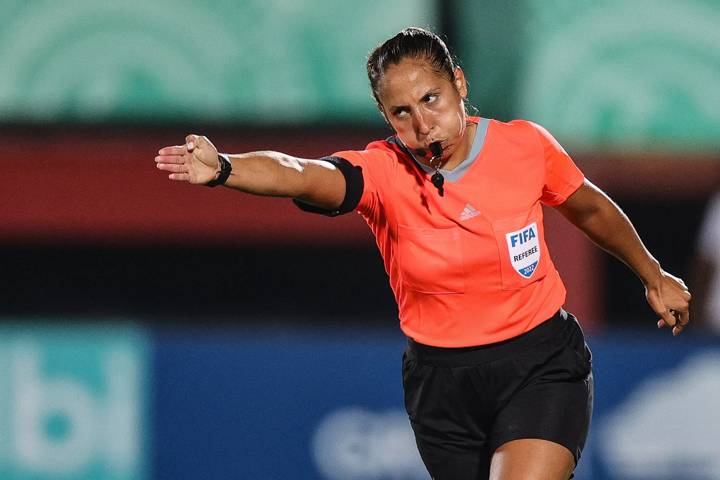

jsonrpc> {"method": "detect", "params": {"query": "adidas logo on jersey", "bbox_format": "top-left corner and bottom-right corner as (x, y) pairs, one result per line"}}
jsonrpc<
(460, 203), (480, 221)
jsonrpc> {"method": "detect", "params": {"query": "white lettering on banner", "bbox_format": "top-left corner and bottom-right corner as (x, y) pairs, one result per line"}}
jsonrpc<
(312, 408), (427, 480)
(0, 340), (142, 477)
(600, 351), (720, 478)
(505, 222), (541, 278)
(14, 345), (96, 473)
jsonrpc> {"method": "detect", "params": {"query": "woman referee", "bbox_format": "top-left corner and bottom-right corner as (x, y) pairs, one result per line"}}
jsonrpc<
(154, 27), (691, 480)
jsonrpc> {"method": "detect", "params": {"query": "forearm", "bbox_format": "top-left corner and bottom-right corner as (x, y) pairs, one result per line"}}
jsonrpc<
(558, 181), (662, 286)
(559, 180), (691, 331)
(156, 135), (346, 207)
(216, 150), (344, 209)
(578, 199), (661, 285)
(222, 151), (310, 197)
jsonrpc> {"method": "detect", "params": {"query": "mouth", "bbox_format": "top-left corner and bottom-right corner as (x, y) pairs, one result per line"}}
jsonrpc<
(429, 141), (443, 158)
(413, 141), (447, 158)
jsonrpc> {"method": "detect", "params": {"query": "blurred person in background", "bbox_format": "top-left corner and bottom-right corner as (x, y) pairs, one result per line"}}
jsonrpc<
(692, 190), (720, 334)
(154, 27), (690, 480)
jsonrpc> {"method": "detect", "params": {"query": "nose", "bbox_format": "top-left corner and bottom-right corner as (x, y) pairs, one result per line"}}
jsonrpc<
(413, 110), (432, 138)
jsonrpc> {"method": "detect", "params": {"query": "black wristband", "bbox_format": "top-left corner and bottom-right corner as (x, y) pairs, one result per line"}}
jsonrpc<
(205, 153), (232, 187)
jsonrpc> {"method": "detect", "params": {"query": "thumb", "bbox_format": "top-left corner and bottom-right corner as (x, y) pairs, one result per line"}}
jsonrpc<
(648, 290), (675, 327)
(185, 134), (200, 151)
(654, 302), (676, 328)
(658, 309), (675, 328)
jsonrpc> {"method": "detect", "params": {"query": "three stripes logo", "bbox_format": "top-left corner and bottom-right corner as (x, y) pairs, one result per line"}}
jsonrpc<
(459, 203), (481, 221)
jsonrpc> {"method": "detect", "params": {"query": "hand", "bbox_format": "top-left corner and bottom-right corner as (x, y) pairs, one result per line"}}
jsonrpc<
(645, 270), (691, 336)
(155, 134), (220, 185)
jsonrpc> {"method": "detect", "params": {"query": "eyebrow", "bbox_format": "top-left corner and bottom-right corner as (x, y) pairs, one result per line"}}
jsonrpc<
(388, 90), (439, 113)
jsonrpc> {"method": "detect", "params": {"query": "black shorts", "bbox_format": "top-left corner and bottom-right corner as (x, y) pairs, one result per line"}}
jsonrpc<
(402, 309), (593, 480)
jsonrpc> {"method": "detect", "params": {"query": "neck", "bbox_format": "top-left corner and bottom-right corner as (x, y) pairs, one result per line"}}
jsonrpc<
(439, 121), (477, 171)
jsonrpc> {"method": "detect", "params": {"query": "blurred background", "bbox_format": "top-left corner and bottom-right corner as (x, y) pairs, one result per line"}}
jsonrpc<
(1, 0), (719, 479)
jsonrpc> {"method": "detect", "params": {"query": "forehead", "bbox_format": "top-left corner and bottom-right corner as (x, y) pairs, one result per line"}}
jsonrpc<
(378, 58), (448, 103)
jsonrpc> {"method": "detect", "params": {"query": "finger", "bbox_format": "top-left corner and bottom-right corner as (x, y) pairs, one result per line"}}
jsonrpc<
(646, 289), (675, 327)
(659, 308), (676, 327)
(158, 145), (187, 155)
(669, 308), (688, 336)
(648, 295), (676, 327)
(155, 155), (185, 164)
(168, 173), (190, 181)
(652, 306), (675, 327)
(156, 163), (187, 173)
(677, 307), (690, 327)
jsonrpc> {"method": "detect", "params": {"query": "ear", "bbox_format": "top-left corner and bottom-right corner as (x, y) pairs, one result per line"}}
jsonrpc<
(453, 66), (468, 99)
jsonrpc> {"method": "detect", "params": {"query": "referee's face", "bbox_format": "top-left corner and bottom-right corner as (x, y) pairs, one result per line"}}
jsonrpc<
(378, 57), (469, 164)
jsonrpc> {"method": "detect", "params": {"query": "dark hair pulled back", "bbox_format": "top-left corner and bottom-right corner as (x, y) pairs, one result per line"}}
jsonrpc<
(367, 27), (457, 109)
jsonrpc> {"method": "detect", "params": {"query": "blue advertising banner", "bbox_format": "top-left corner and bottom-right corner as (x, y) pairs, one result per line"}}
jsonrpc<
(580, 333), (720, 480)
(152, 324), (720, 480)
(1, 320), (716, 479)
(152, 326), (426, 479)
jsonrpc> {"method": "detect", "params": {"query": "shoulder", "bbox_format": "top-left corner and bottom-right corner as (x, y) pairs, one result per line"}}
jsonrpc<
(473, 117), (545, 142)
(501, 119), (568, 153)
(496, 118), (548, 137)
(329, 138), (408, 194)
(332, 139), (400, 166)
(475, 118), (552, 153)
(365, 139), (402, 160)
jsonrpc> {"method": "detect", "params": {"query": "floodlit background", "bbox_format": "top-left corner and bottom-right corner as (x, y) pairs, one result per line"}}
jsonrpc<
(1, 1), (719, 479)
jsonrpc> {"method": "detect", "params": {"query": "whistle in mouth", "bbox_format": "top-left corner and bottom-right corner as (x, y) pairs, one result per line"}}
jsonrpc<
(429, 142), (443, 158)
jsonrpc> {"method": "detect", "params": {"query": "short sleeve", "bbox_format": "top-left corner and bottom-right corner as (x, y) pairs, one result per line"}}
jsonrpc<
(292, 146), (394, 219)
(528, 122), (585, 206)
(292, 156), (364, 216)
(327, 147), (396, 219)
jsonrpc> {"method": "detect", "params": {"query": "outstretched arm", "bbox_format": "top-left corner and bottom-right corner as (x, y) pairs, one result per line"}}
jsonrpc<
(555, 179), (691, 335)
(155, 134), (346, 209)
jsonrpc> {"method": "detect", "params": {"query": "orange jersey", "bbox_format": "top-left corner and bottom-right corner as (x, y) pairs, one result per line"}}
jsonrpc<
(334, 117), (585, 347)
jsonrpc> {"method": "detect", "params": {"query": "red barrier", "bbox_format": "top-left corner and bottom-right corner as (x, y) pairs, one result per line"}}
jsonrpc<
(0, 126), (383, 246)
(3, 125), (716, 331)
(3, 126), (716, 245)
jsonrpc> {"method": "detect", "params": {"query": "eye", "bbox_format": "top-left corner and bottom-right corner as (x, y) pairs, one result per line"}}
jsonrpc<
(422, 92), (438, 103)
(392, 107), (409, 118)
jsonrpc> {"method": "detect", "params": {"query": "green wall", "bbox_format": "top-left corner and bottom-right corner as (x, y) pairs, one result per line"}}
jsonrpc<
(0, 0), (435, 124)
(1, 0), (719, 149)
